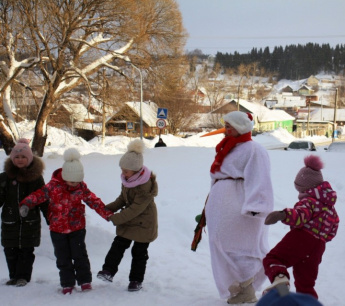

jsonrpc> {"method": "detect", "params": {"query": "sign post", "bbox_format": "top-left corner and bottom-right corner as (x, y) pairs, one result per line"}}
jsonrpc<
(156, 119), (166, 129)
(156, 119), (166, 137)
(157, 108), (168, 119)
(126, 121), (134, 130)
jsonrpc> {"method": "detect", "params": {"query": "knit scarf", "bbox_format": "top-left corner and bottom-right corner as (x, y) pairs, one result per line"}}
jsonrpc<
(121, 165), (151, 188)
(210, 132), (252, 173)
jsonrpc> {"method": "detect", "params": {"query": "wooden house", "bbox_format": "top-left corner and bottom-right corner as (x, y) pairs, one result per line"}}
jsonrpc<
(49, 103), (101, 140)
(306, 75), (319, 87)
(106, 101), (168, 137)
(211, 99), (295, 133)
(298, 85), (314, 96)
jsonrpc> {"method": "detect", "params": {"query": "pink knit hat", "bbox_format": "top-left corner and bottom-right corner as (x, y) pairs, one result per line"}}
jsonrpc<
(10, 138), (33, 166)
(294, 155), (324, 192)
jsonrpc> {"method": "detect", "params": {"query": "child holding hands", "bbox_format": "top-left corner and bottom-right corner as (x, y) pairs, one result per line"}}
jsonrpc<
(263, 155), (339, 300)
(97, 139), (158, 292)
(0, 138), (49, 287)
(19, 148), (113, 294)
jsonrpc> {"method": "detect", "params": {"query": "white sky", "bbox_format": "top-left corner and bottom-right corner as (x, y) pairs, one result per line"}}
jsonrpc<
(0, 122), (344, 305)
(176, 0), (345, 55)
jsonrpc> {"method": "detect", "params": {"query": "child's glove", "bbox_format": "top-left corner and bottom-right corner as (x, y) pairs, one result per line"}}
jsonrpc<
(195, 214), (202, 223)
(19, 205), (29, 217)
(265, 210), (286, 225)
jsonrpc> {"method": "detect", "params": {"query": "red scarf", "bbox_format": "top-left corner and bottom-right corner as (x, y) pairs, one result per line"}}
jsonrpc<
(210, 132), (252, 173)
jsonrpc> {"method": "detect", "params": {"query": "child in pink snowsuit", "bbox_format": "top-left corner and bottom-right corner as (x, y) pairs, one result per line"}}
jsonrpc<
(263, 155), (339, 300)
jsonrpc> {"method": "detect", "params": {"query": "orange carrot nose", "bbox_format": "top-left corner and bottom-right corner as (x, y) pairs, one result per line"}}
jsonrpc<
(200, 127), (226, 137)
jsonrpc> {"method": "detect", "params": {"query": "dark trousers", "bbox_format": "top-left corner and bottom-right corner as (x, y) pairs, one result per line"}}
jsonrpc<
(50, 229), (92, 287)
(4, 247), (35, 282)
(263, 229), (325, 299)
(102, 236), (150, 282)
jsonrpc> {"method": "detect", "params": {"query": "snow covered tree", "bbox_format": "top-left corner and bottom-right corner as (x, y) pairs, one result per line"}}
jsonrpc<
(0, 0), (43, 153)
(0, 0), (186, 155)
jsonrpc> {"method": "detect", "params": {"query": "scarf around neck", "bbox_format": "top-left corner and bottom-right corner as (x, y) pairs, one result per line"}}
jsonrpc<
(121, 165), (151, 188)
(210, 132), (252, 173)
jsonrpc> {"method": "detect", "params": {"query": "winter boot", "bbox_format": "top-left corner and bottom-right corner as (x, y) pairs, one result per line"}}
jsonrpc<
(81, 283), (92, 292)
(227, 278), (257, 304)
(62, 286), (74, 295)
(128, 281), (142, 292)
(228, 278), (254, 297)
(5, 279), (17, 286)
(16, 279), (28, 287)
(262, 274), (290, 295)
(97, 270), (113, 282)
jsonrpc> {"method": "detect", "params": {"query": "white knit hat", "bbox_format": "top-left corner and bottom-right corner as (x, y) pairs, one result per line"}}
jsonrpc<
(62, 148), (84, 182)
(223, 111), (253, 134)
(119, 139), (145, 171)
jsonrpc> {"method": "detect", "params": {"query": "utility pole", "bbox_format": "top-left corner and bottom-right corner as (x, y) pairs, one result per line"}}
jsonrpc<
(101, 68), (106, 146)
(124, 57), (143, 139)
(237, 75), (244, 111)
(130, 64), (143, 140)
(332, 88), (338, 142)
(306, 97), (311, 136)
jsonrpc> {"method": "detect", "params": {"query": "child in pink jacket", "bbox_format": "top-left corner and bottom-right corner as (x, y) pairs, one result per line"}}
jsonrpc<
(263, 155), (339, 300)
(19, 148), (113, 294)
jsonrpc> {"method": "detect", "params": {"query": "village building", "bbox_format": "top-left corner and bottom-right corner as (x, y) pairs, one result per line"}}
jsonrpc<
(105, 101), (168, 137)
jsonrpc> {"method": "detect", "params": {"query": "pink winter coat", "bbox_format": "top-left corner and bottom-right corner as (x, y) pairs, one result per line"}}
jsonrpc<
(283, 181), (339, 242)
(20, 168), (113, 233)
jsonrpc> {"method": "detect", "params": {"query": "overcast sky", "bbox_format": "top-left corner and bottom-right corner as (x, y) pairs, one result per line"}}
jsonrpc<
(176, 0), (345, 55)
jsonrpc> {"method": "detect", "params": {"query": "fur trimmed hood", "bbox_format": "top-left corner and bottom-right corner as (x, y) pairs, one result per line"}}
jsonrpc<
(4, 155), (45, 183)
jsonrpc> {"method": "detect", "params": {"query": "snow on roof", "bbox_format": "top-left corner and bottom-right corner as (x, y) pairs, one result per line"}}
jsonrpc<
(232, 99), (294, 122)
(299, 108), (345, 122)
(125, 101), (161, 127)
(267, 94), (306, 108)
(62, 103), (95, 122)
(275, 78), (306, 92)
(198, 87), (207, 95)
(261, 109), (295, 122)
(189, 113), (221, 129)
(74, 122), (102, 132)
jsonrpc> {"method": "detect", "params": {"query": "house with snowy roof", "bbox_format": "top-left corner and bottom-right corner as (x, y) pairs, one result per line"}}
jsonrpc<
(49, 102), (102, 140)
(306, 75), (319, 87)
(298, 85), (314, 96)
(186, 113), (223, 132)
(294, 107), (345, 137)
(190, 99), (295, 133)
(264, 93), (306, 111)
(106, 101), (168, 137)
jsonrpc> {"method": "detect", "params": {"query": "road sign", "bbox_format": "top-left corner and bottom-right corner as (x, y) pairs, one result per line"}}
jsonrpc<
(157, 108), (168, 119)
(127, 121), (134, 130)
(156, 119), (166, 129)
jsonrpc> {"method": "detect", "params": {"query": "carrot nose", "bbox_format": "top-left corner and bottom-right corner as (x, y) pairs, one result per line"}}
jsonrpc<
(200, 127), (226, 137)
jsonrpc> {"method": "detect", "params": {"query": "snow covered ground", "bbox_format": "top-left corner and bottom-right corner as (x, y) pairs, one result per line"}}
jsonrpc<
(0, 123), (343, 306)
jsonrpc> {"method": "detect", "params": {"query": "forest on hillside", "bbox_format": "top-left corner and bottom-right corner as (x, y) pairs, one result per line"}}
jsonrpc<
(214, 43), (345, 80)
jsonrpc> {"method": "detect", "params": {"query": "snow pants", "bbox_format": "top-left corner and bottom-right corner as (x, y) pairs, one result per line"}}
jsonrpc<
(102, 235), (150, 282)
(4, 247), (35, 282)
(263, 228), (325, 299)
(50, 229), (92, 287)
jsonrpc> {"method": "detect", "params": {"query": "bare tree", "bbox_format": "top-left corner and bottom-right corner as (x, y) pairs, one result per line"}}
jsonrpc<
(0, 0), (187, 155)
(197, 62), (227, 111)
(150, 60), (195, 134)
(0, 0), (42, 153)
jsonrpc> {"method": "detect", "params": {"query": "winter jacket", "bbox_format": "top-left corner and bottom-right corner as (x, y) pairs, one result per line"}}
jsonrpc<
(106, 174), (158, 243)
(0, 156), (49, 248)
(282, 181), (339, 242)
(20, 168), (113, 234)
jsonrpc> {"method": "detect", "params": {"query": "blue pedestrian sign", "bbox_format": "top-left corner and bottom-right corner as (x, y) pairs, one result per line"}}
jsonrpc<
(157, 108), (168, 119)
(127, 121), (134, 130)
